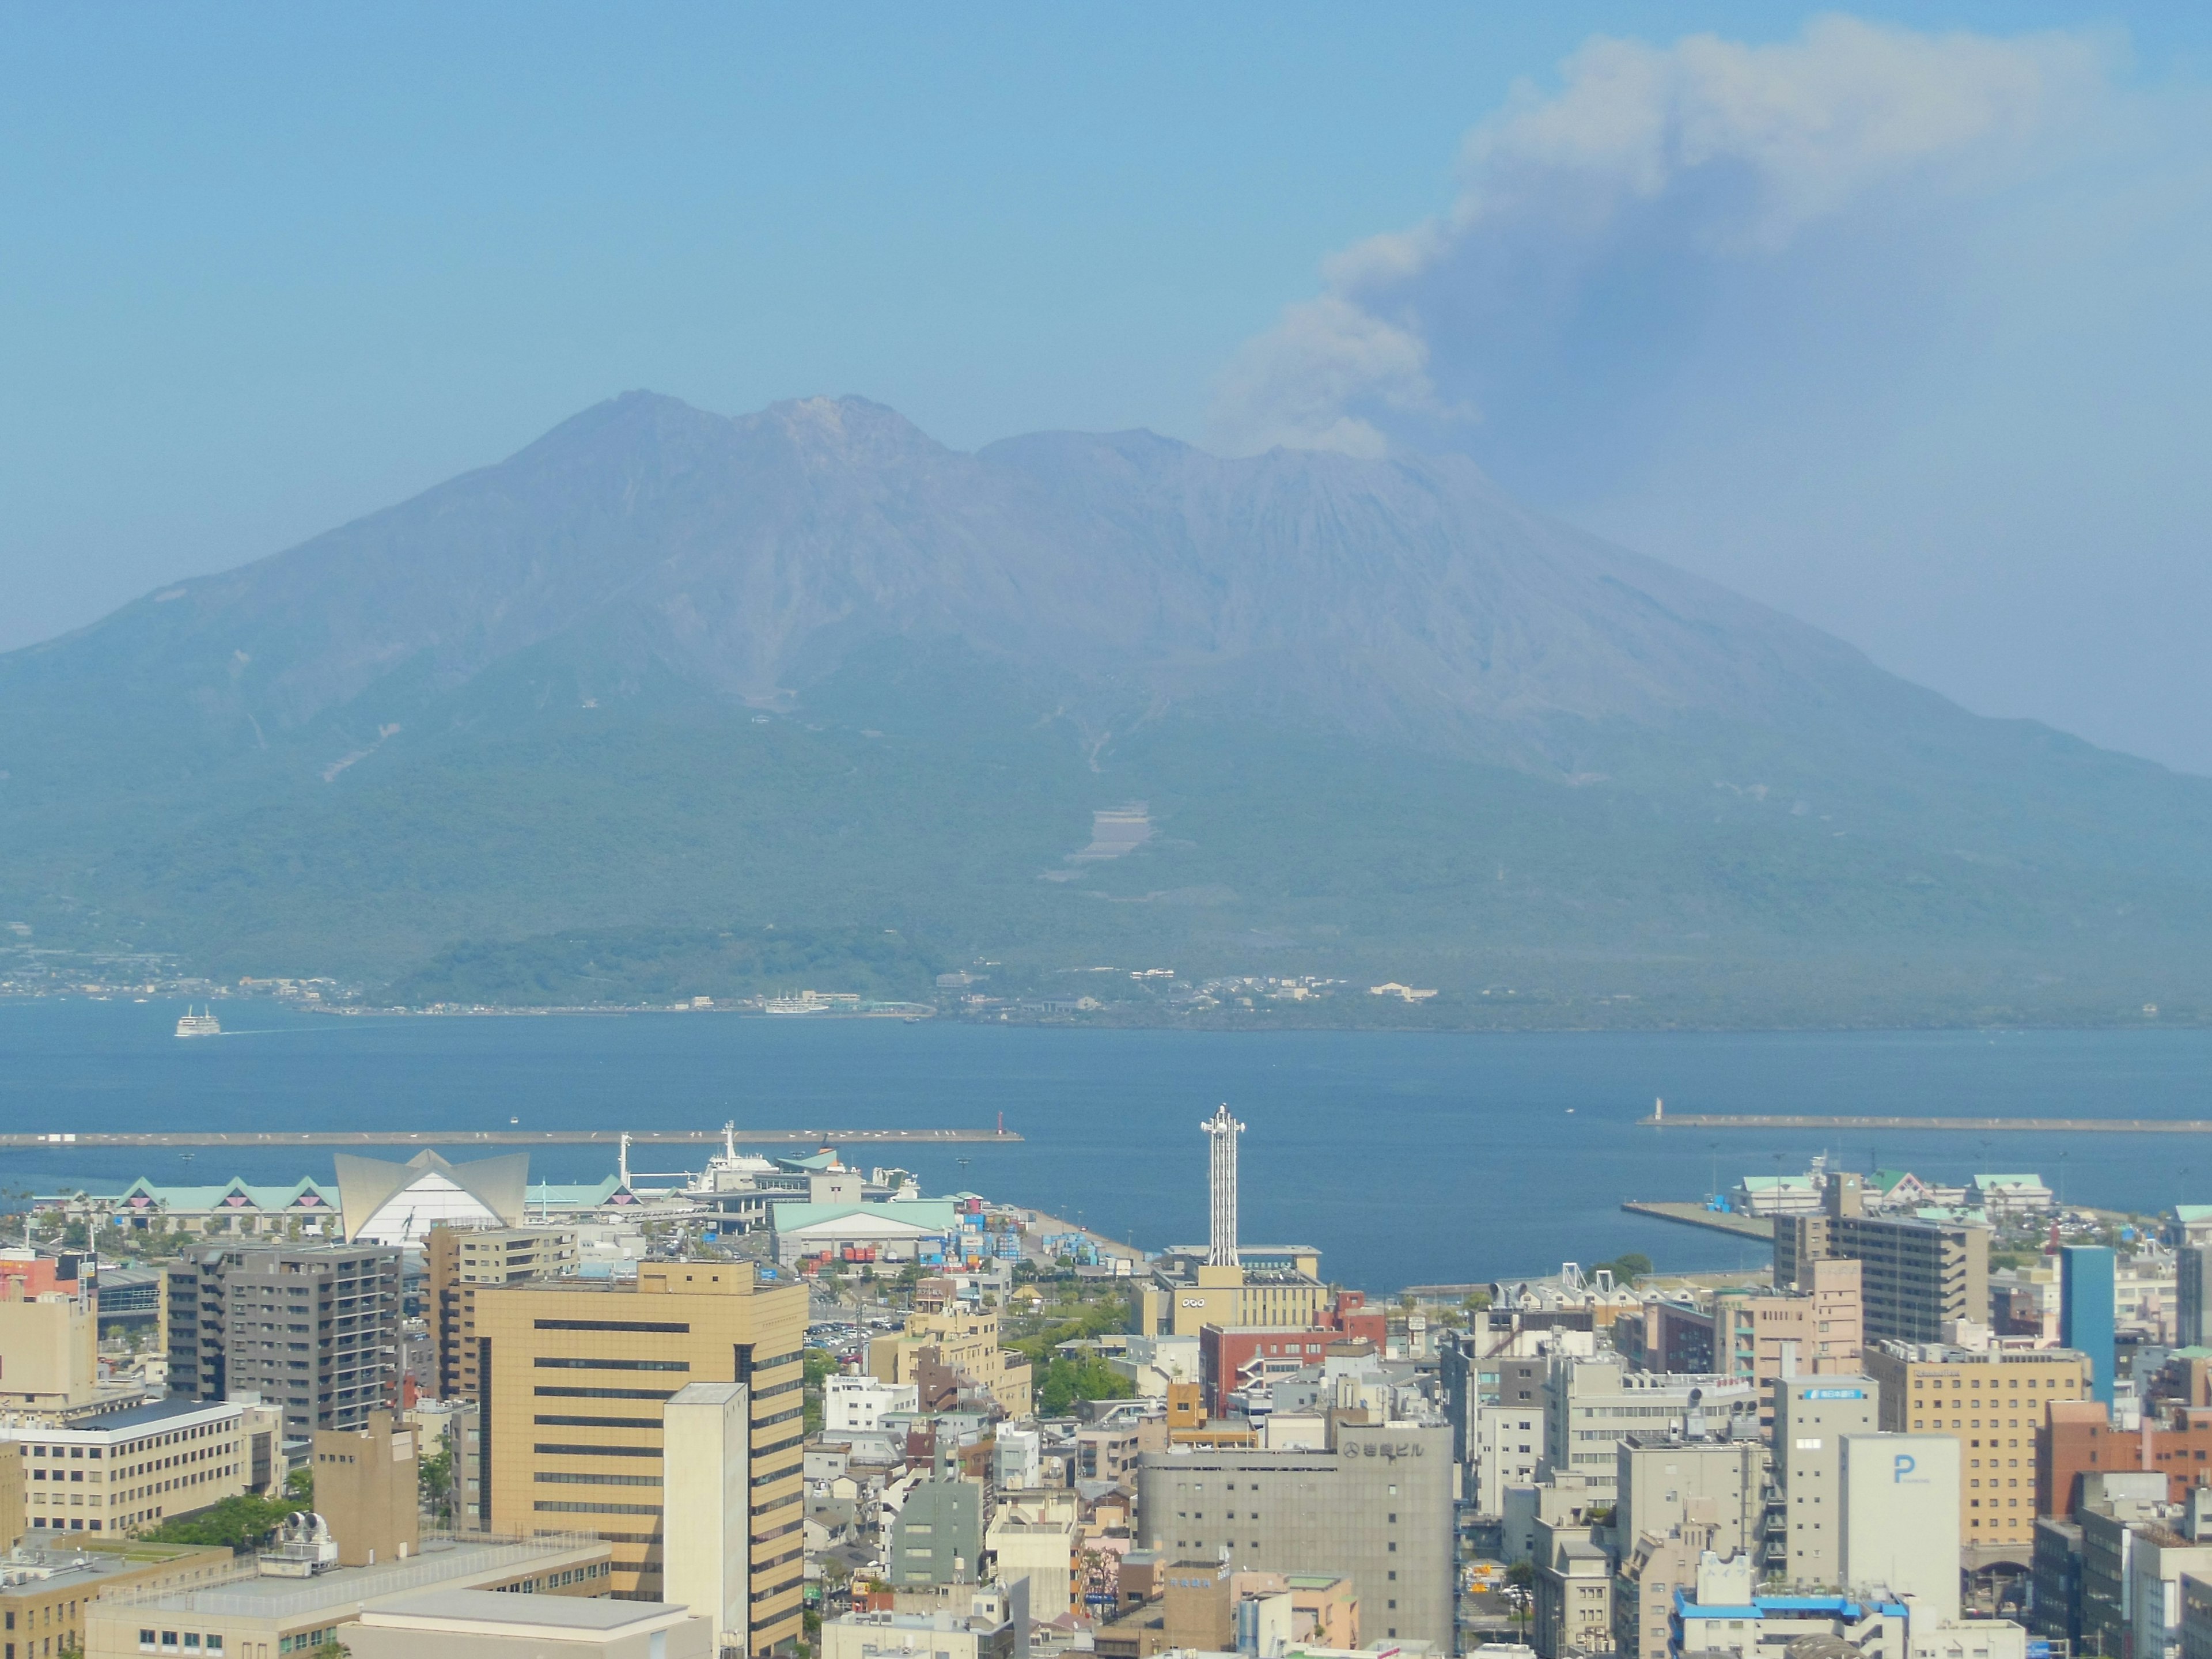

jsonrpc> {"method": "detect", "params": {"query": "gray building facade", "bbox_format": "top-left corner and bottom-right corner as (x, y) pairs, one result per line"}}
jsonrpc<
(1135, 1421), (1453, 1649)
(889, 1475), (984, 1587)
(165, 1241), (400, 1441)
(1772, 1373), (1881, 1589)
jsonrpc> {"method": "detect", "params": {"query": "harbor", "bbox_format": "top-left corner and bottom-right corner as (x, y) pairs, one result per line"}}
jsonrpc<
(1620, 1198), (1775, 1241)
(1641, 1111), (2212, 1133)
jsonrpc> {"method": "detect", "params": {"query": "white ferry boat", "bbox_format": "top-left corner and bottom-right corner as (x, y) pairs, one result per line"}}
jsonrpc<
(174, 1006), (222, 1039)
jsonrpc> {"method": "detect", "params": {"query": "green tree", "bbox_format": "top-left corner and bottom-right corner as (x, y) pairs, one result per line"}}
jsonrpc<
(143, 1493), (300, 1550)
(802, 1347), (838, 1435)
(1034, 1354), (1134, 1416)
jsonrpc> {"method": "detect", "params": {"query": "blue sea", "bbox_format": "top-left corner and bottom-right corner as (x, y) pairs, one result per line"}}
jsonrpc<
(4, 999), (2210, 1291)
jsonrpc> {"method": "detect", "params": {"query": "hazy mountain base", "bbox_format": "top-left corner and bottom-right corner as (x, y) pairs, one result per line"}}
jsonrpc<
(8, 637), (2208, 1027)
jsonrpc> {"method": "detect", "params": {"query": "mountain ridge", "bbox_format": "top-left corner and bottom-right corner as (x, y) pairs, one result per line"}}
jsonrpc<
(2, 391), (2207, 1022)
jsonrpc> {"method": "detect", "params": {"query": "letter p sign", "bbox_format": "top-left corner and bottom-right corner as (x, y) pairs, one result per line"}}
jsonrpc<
(1893, 1454), (1916, 1482)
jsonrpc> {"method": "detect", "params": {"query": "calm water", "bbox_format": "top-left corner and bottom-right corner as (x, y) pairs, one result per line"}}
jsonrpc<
(4, 999), (2211, 1290)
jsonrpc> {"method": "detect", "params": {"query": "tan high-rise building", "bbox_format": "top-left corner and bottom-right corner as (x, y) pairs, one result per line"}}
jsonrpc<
(0, 1277), (101, 1413)
(313, 1408), (421, 1566)
(1866, 1339), (2091, 1552)
(476, 1261), (806, 1652)
(427, 1225), (579, 1400)
(1777, 1174), (1989, 1346)
(0, 1428), (22, 1551)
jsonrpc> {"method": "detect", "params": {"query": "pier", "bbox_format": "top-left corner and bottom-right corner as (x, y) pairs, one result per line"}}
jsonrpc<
(1641, 1113), (2212, 1134)
(1621, 1199), (1775, 1241)
(1, 1128), (1021, 1150)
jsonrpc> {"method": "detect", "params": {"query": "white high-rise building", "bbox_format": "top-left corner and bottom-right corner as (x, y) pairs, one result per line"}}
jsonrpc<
(1203, 1103), (1244, 1268)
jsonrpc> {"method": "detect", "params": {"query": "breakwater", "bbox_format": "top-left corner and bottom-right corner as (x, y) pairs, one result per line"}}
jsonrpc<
(3, 1128), (1020, 1149)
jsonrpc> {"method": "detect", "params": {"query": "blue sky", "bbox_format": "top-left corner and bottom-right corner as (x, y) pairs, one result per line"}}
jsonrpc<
(4, 4), (2210, 769)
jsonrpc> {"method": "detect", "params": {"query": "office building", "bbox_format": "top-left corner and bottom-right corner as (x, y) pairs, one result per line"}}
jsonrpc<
(985, 1510), (1077, 1619)
(83, 1532), (615, 1659)
(1540, 1355), (1758, 1500)
(2080, 1474), (2177, 1656)
(1135, 1421), (1452, 1648)
(1671, 1550), (1911, 1659)
(661, 1382), (750, 1656)
(1615, 1435), (1766, 1561)
(1778, 1175), (1989, 1346)
(1840, 1433), (1963, 1619)
(1867, 1340), (2091, 1551)
(476, 1260), (805, 1653)
(2042, 1400), (2212, 1516)
(2063, 1247), (2119, 1407)
(1, 1540), (236, 1659)
(2131, 1494), (2212, 1659)
(165, 1243), (400, 1440)
(1772, 1374), (1881, 1589)
(311, 1410), (418, 1568)
(2, 1399), (262, 1539)
(426, 1225), (578, 1402)
(344, 1590), (711, 1659)
(2181, 1248), (2212, 1352)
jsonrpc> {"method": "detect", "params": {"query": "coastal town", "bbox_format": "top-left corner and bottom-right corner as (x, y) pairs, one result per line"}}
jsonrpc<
(5, 1113), (2209, 1659)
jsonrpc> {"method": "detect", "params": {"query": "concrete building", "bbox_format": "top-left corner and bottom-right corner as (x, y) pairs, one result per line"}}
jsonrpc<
(475, 1260), (805, 1652)
(1531, 1519), (1611, 1659)
(426, 1225), (578, 1402)
(985, 1510), (1076, 1619)
(311, 1410), (418, 1567)
(1540, 1355), (1758, 1500)
(0, 1540), (236, 1659)
(821, 1584), (1028, 1659)
(345, 1590), (710, 1659)
(2041, 1399), (2212, 1516)
(0, 1267), (103, 1417)
(2065, 1247), (2119, 1408)
(890, 1469), (984, 1587)
(868, 1307), (1033, 1419)
(2131, 1493), (2212, 1659)
(1867, 1340), (2092, 1554)
(2180, 1570), (2212, 1659)
(2180, 1248), (2212, 1352)
(1624, 1260), (1865, 1412)
(1778, 1176), (1990, 1346)
(824, 1374), (919, 1436)
(82, 1532), (614, 1659)
(1614, 1521), (1718, 1659)
(1772, 1374), (1881, 1589)
(1840, 1433), (1963, 1619)
(1615, 1434), (1766, 1562)
(2, 1399), (261, 1539)
(1670, 1550), (1913, 1659)
(661, 1382), (749, 1656)
(1474, 1402), (1546, 1514)
(2080, 1474), (2178, 1657)
(164, 1243), (400, 1440)
(1135, 1422), (1451, 1648)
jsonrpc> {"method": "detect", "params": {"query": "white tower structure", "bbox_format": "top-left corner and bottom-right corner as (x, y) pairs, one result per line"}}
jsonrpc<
(1202, 1103), (1245, 1268)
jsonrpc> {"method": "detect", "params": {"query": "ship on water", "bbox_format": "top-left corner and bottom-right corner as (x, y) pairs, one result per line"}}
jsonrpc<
(174, 1006), (222, 1039)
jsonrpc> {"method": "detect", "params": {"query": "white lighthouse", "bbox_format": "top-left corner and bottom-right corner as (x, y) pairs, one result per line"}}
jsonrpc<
(1202, 1103), (1245, 1268)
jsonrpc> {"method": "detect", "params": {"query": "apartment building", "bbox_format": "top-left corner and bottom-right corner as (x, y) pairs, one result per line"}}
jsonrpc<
(1868, 1340), (2092, 1552)
(425, 1225), (578, 1402)
(475, 1260), (806, 1653)
(1778, 1175), (1989, 1346)
(165, 1244), (400, 1440)
(867, 1306), (1032, 1418)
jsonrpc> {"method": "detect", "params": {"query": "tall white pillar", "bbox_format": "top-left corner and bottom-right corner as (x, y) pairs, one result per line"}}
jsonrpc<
(1202, 1104), (1245, 1268)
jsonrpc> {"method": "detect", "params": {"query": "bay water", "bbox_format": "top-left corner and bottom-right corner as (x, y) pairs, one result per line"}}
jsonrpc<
(4, 998), (2210, 1290)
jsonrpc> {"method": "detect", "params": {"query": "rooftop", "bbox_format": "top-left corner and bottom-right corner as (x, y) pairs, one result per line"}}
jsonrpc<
(1, 1541), (229, 1598)
(1, 1397), (237, 1437)
(101, 1534), (604, 1622)
(359, 1589), (687, 1634)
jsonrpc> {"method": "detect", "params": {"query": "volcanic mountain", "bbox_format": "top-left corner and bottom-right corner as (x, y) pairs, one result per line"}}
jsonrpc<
(3, 391), (2207, 1022)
